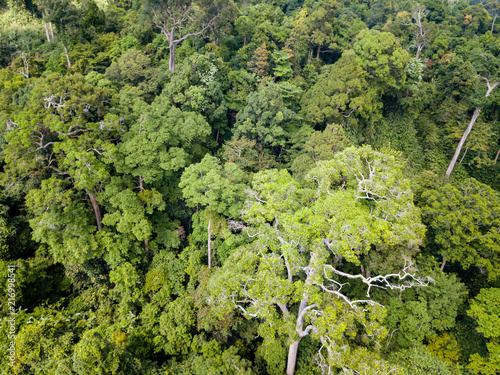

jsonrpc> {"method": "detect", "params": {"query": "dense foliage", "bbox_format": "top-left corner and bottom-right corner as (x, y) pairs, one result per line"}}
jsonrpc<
(1, 0), (500, 374)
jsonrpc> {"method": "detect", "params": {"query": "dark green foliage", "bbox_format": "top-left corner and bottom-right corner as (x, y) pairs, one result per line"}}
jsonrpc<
(423, 178), (500, 280)
(234, 80), (301, 155)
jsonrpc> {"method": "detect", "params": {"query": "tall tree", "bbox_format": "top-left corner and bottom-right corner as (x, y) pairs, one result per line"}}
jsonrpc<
(43, 0), (82, 69)
(179, 154), (246, 268)
(301, 49), (380, 134)
(2, 73), (117, 264)
(445, 50), (500, 178)
(210, 146), (428, 375)
(422, 178), (500, 279)
(485, 0), (500, 33)
(396, 6), (430, 59)
(114, 94), (212, 257)
(146, 0), (233, 72)
(353, 28), (410, 90)
(467, 288), (500, 375)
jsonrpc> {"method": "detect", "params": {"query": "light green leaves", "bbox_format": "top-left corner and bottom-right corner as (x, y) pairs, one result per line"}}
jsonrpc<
(180, 154), (247, 218)
(118, 96), (211, 183)
(468, 288), (500, 375)
(308, 146), (424, 255)
(209, 146), (425, 373)
(353, 29), (410, 90)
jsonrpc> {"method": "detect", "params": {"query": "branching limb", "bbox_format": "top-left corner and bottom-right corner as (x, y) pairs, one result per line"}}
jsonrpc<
(323, 260), (431, 298)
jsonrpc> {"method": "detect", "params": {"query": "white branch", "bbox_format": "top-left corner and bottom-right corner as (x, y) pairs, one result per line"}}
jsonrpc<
(322, 260), (431, 299)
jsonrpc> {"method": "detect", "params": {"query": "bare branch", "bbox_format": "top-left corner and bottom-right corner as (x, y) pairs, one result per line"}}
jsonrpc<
(6, 119), (20, 130)
(35, 141), (56, 151)
(322, 260), (431, 299)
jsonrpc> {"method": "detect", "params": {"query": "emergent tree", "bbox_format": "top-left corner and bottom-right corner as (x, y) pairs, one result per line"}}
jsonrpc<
(210, 146), (429, 375)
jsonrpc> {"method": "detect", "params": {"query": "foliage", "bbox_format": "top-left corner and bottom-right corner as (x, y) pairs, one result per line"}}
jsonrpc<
(2, 0), (500, 373)
(467, 288), (500, 375)
(422, 178), (500, 280)
(209, 146), (427, 374)
(390, 344), (463, 375)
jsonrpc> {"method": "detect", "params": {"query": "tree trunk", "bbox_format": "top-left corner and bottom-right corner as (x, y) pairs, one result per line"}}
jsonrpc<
(169, 43), (176, 72)
(49, 22), (54, 39)
(207, 218), (212, 269)
(43, 15), (51, 43)
(459, 146), (470, 164)
(63, 45), (72, 69)
(416, 44), (422, 59)
(316, 45), (321, 59)
(44, 22), (51, 43)
(169, 28), (176, 72)
(440, 256), (446, 272)
(446, 79), (499, 178)
(492, 13), (498, 33)
(286, 297), (310, 375)
(445, 107), (481, 178)
(144, 239), (150, 260)
(86, 190), (103, 231)
(494, 148), (500, 164)
(286, 340), (300, 375)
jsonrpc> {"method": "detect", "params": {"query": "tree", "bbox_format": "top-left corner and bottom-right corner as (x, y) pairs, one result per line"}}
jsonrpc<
(147, 0), (232, 72)
(2, 73), (117, 264)
(444, 74), (499, 177)
(390, 344), (463, 375)
(117, 95), (211, 186)
(234, 15), (255, 46)
(305, 0), (357, 59)
(114, 93), (212, 257)
(285, 0), (365, 65)
(247, 43), (270, 78)
(104, 48), (160, 98)
(272, 49), (293, 81)
(396, 6), (430, 59)
(160, 53), (229, 140)
(209, 146), (428, 375)
(467, 288), (500, 375)
(233, 81), (301, 154)
(384, 272), (467, 348)
(180, 154), (246, 268)
(485, 0), (500, 33)
(304, 123), (349, 163)
(43, 0), (82, 69)
(306, 0), (341, 59)
(301, 49), (380, 130)
(291, 123), (349, 181)
(222, 136), (275, 173)
(422, 178), (500, 279)
(443, 42), (500, 177)
(353, 28), (410, 90)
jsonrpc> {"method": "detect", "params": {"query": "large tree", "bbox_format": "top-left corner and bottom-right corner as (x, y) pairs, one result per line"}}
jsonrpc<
(146, 0), (234, 72)
(113, 93), (212, 258)
(396, 6), (430, 59)
(180, 154), (246, 268)
(422, 178), (500, 279)
(468, 288), (500, 375)
(445, 50), (500, 178)
(2, 73), (117, 264)
(210, 146), (428, 375)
